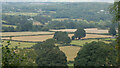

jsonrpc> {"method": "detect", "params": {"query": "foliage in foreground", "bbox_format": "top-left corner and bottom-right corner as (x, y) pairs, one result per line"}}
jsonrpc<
(2, 41), (25, 67)
(74, 41), (117, 67)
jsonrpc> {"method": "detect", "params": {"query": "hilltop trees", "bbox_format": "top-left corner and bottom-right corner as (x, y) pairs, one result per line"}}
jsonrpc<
(33, 39), (68, 66)
(74, 28), (86, 40)
(16, 21), (33, 31)
(34, 14), (52, 24)
(74, 41), (117, 67)
(53, 31), (71, 44)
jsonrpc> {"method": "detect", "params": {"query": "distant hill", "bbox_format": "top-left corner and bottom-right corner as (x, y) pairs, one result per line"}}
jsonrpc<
(2, 2), (112, 22)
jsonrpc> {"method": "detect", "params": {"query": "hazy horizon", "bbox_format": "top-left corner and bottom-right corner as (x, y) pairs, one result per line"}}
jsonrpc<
(1, 0), (114, 3)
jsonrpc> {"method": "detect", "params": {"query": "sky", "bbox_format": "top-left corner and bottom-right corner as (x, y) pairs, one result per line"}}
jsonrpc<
(1, 0), (114, 2)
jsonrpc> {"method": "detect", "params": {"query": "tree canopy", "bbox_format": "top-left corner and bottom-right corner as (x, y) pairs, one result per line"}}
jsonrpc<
(74, 41), (117, 67)
(33, 39), (68, 66)
(74, 28), (86, 39)
(53, 31), (71, 44)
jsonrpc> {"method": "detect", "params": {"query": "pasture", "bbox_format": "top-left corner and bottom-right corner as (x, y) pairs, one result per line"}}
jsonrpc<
(71, 39), (111, 46)
(2, 40), (36, 48)
(2, 24), (17, 28)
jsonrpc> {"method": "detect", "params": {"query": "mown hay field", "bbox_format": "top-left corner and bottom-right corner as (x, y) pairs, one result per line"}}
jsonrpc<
(59, 46), (80, 61)
(2, 32), (54, 37)
(2, 35), (54, 42)
(50, 28), (108, 33)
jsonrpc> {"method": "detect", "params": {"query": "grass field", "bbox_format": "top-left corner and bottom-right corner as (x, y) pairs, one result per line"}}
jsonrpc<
(2, 24), (17, 28)
(71, 39), (111, 46)
(59, 46), (80, 61)
(2, 40), (36, 48)
(67, 63), (74, 67)
(68, 34), (112, 39)
(71, 39), (98, 46)
(2, 31), (54, 37)
(2, 20), (8, 24)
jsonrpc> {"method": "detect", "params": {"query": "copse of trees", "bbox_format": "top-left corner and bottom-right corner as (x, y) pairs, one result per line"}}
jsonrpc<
(53, 31), (71, 44)
(2, 26), (15, 32)
(33, 39), (68, 66)
(74, 41), (117, 67)
(74, 28), (86, 40)
(2, 15), (31, 25)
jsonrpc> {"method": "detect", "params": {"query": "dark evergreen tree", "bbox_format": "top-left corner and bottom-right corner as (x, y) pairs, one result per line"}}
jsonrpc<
(109, 25), (116, 36)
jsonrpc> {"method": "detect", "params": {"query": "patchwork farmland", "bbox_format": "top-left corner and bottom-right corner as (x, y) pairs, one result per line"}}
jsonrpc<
(1, 28), (114, 62)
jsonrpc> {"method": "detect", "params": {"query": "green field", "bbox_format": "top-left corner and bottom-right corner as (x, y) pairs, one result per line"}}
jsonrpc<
(2, 24), (17, 28)
(2, 40), (36, 48)
(71, 39), (111, 46)
(67, 63), (74, 68)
